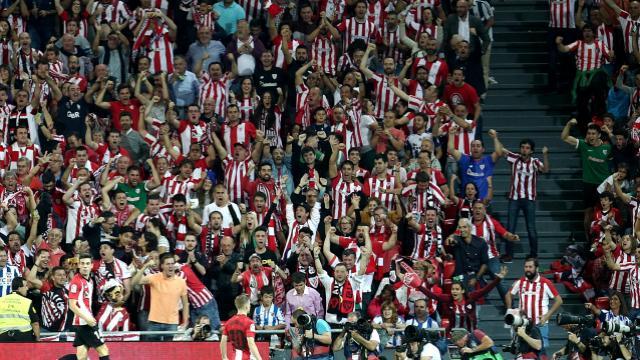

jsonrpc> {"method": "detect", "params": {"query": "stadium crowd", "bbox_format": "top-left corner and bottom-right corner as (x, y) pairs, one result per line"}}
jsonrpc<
(2, 0), (640, 358)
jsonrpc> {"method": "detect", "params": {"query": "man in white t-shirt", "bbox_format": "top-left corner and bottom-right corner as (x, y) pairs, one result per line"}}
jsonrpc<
(201, 184), (242, 228)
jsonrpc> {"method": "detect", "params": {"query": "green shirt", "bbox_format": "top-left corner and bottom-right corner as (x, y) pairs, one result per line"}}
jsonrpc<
(115, 182), (148, 212)
(576, 139), (611, 184)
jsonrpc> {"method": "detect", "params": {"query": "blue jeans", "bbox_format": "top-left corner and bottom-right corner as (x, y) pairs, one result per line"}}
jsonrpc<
(137, 310), (149, 331)
(506, 199), (539, 257)
(146, 321), (177, 341)
(191, 298), (221, 330)
(537, 323), (549, 351)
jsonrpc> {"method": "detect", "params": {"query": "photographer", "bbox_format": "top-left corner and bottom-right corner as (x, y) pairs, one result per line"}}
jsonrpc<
(450, 328), (500, 360)
(551, 322), (595, 360)
(182, 315), (217, 341)
(288, 308), (333, 360)
(332, 311), (380, 359)
(503, 312), (543, 359)
(588, 332), (632, 360)
(395, 325), (441, 360)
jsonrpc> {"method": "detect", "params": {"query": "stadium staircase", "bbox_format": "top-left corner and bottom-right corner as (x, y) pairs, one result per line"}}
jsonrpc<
(475, 0), (587, 356)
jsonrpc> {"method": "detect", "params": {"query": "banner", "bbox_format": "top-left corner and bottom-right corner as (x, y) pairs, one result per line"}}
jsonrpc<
(4, 341), (271, 359)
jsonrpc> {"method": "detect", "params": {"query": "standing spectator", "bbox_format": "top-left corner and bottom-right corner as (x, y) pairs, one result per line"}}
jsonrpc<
(213, 0), (246, 37)
(446, 218), (489, 291)
(132, 252), (189, 341)
(469, 0), (496, 88)
(360, 43), (400, 120)
(546, 0), (576, 91)
(187, 26), (226, 72)
(447, 128), (502, 200)
(506, 257), (563, 350)
(283, 271), (324, 326)
(443, 67), (482, 124)
(211, 236), (243, 320)
(561, 119), (611, 239)
(169, 57), (200, 119)
(499, 139), (550, 261)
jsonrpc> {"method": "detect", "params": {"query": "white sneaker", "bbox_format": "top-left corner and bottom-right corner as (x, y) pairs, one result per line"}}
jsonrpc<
(488, 76), (499, 85)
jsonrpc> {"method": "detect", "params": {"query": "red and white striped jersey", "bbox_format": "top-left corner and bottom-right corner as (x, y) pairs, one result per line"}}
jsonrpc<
(618, 10), (639, 53)
(402, 182), (446, 213)
(255, 209), (279, 252)
(8, 105), (38, 145)
(240, 268), (272, 304)
(412, 224), (442, 258)
(471, 215), (507, 259)
(506, 151), (544, 201)
(68, 273), (94, 326)
(272, 36), (301, 70)
(93, 258), (132, 289)
(29, 80), (51, 105)
(413, 58), (449, 87)
(166, 213), (188, 251)
(441, 120), (476, 155)
(178, 120), (208, 155)
(407, 96), (448, 130)
(312, 35), (338, 76)
(348, 103), (375, 148)
(237, 96), (256, 122)
(0, 186), (28, 224)
(331, 174), (362, 219)
(597, 24), (614, 62)
(161, 175), (196, 204)
(336, 17), (379, 52)
(295, 83), (331, 128)
(321, 0), (347, 23)
(199, 74), (230, 115)
(367, 0), (393, 29)
(510, 274), (560, 325)
(134, 212), (166, 232)
(92, 0), (131, 26)
(548, 0), (575, 29)
(363, 174), (398, 210)
(48, 59), (68, 83)
(237, 0), (263, 21)
(220, 121), (257, 155)
(369, 73), (401, 119)
(0, 39), (13, 69)
(192, 10), (217, 32)
(381, 24), (403, 64)
(143, 132), (173, 160)
(146, 27), (174, 74)
(97, 303), (133, 333)
(566, 40), (609, 71)
(14, 48), (41, 80)
(406, 0), (441, 27)
(609, 246), (636, 293)
(629, 265), (640, 308)
(6, 15), (27, 36)
(60, 11), (90, 38)
(223, 155), (253, 204)
(8, 142), (40, 171)
(178, 263), (214, 308)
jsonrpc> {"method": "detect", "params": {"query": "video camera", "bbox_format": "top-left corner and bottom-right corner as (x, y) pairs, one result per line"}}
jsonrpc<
(296, 313), (316, 331)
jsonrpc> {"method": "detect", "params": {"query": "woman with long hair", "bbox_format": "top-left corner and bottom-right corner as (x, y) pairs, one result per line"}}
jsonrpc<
(585, 291), (630, 325)
(252, 90), (283, 148)
(234, 77), (257, 122)
(372, 301), (406, 349)
(55, 0), (92, 38)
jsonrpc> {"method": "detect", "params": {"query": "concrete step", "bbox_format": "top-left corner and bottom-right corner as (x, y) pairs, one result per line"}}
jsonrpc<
(493, 41), (547, 51)
(492, 51), (548, 63)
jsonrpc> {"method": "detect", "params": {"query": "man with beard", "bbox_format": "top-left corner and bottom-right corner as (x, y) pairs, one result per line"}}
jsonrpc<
(199, 211), (233, 261)
(63, 177), (100, 246)
(506, 257), (563, 350)
(443, 68), (482, 124)
(360, 43), (400, 119)
(30, 61), (63, 105)
(498, 139), (550, 262)
(62, 54), (89, 92)
(406, 208), (446, 259)
(562, 119), (611, 238)
(56, 82), (91, 137)
(244, 162), (278, 204)
(405, 37), (449, 88)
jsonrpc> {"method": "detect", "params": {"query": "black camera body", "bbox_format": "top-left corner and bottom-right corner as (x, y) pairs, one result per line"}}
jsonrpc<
(556, 313), (596, 328)
(297, 313), (316, 331)
(344, 319), (372, 336)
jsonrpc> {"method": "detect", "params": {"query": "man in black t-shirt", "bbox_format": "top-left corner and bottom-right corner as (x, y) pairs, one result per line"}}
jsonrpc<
(515, 323), (543, 358)
(243, 226), (278, 266)
(253, 51), (286, 96)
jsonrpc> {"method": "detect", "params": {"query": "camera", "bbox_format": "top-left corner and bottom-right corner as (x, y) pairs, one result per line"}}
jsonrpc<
(504, 314), (530, 327)
(403, 325), (440, 344)
(343, 319), (372, 335)
(501, 344), (517, 354)
(556, 313), (595, 327)
(602, 320), (634, 335)
(296, 313), (316, 330)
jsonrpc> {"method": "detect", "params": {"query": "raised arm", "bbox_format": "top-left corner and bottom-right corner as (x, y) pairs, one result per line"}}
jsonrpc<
(613, 172), (632, 204)
(94, 80), (113, 110)
(84, 116), (99, 150)
(556, 36), (570, 53)
(295, 60), (315, 86)
(603, 0), (623, 16)
(447, 126), (462, 161)
(540, 146), (550, 173)
(561, 118), (579, 146)
(359, 43), (377, 79)
(389, 83), (411, 102)
(487, 129), (503, 163)
(210, 131), (228, 159)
